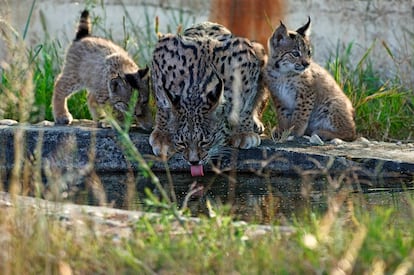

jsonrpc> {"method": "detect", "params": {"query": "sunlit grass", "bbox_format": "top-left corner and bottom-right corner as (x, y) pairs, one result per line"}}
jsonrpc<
(0, 0), (414, 273)
(327, 42), (414, 141)
(1, 2), (413, 140)
(1, 190), (413, 273)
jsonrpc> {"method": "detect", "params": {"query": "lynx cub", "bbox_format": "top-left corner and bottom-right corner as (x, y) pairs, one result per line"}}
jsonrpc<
(150, 22), (267, 170)
(52, 10), (152, 131)
(264, 18), (356, 141)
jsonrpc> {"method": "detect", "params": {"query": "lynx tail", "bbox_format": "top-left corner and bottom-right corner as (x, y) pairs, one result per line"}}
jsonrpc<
(75, 10), (91, 41)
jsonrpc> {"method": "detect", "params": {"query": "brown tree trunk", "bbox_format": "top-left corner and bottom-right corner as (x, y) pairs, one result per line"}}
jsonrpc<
(209, 0), (285, 50)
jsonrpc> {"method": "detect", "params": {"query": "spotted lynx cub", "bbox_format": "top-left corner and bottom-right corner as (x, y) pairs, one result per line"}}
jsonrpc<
(150, 22), (267, 167)
(265, 18), (356, 141)
(53, 10), (152, 131)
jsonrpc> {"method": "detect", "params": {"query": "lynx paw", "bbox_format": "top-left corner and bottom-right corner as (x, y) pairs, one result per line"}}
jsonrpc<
(271, 126), (295, 142)
(149, 130), (172, 158)
(253, 118), (265, 134)
(54, 113), (73, 125)
(230, 132), (261, 149)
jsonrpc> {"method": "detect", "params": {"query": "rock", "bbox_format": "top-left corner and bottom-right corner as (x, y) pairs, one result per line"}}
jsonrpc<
(330, 138), (345, 146)
(0, 124), (412, 180)
(35, 120), (54, 127)
(309, 134), (324, 145)
(0, 119), (18, 126)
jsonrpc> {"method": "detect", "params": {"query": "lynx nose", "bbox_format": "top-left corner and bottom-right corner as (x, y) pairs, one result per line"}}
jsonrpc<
(188, 150), (201, 165)
(302, 60), (310, 68)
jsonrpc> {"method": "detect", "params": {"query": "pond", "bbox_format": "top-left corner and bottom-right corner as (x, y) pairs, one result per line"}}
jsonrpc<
(1, 125), (413, 223)
(66, 170), (414, 224)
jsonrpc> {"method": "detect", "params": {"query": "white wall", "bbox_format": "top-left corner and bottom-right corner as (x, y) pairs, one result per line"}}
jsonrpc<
(1, 0), (413, 86)
(284, 0), (414, 87)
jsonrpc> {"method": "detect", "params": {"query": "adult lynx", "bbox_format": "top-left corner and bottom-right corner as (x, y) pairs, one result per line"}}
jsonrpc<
(264, 18), (356, 141)
(52, 10), (152, 131)
(150, 22), (267, 175)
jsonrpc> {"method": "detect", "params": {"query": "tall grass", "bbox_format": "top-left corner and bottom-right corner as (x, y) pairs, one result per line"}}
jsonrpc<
(0, 1), (414, 273)
(1, 2), (413, 140)
(1, 183), (413, 273)
(327, 42), (414, 141)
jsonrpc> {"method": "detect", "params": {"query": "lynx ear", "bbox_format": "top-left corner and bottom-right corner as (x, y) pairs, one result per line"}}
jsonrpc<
(138, 66), (150, 79)
(125, 67), (149, 88)
(270, 21), (289, 47)
(206, 78), (223, 110)
(205, 66), (224, 111)
(125, 73), (138, 89)
(296, 17), (311, 37)
(165, 89), (180, 109)
(160, 75), (179, 109)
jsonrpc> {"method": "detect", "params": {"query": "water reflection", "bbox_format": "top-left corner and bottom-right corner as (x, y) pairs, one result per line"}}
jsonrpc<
(69, 171), (414, 224)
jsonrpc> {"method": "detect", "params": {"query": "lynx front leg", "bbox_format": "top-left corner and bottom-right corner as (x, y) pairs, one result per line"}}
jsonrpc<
(290, 91), (315, 137)
(231, 109), (262, 149)
(270, 96), (292, 139)
(87, 93), (111, 128)
(53, 74), (81, 125)
(149, 108), (173, 158)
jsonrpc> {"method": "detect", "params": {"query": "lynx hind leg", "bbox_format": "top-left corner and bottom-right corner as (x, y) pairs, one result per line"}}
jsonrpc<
(149, 109), (173, 158)
(53, 73), (81, 125)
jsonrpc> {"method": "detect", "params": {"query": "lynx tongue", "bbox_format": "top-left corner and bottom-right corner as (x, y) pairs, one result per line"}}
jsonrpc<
(190, 165), (204, 177)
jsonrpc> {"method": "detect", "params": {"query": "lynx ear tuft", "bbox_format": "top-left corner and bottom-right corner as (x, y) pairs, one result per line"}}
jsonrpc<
(296, 16), (311, 37)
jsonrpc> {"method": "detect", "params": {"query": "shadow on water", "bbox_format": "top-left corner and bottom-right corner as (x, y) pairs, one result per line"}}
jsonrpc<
(68, 170), (414, 224)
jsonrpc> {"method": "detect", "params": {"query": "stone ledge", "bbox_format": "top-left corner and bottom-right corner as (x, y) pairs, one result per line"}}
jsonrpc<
(0, 124), (413, 180)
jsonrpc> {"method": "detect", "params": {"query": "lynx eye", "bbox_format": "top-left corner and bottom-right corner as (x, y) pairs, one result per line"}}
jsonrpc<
(291, 51), (301, 57)
(198, 140), (210, 148)
(176, 141), (186, 149)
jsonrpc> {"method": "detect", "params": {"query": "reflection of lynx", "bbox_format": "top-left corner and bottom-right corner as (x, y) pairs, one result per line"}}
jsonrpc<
(209, 0), (284, 50)
(52, 10), (152, 130)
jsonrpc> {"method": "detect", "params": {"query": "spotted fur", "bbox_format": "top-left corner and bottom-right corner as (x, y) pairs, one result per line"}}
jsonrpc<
(264, 18), (356, 141)
(150, 22), (267, 165)
(52, 10), (152, 131)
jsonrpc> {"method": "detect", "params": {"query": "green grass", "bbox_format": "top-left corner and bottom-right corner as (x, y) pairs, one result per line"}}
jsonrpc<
(1, 190), (413, 274)
(327, 42), (414, 141)
(1, 118), (413, 273)
(1, 3), (413, 140)
(0, 1), (414, 273)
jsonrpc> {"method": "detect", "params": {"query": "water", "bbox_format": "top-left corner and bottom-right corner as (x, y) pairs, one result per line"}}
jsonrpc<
(67, 171), (414, 223)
